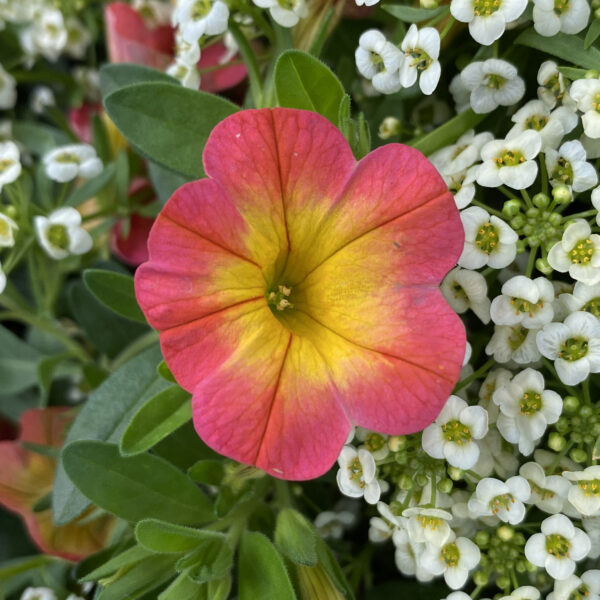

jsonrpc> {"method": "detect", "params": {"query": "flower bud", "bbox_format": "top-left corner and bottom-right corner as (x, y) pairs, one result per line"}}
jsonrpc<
(497, 525), (514, 541)
(399, 474), (414, 490)
(378, 117), (401, 140)
(563, 396), (579, 413)
(473, 571), (488, 586)
(447, 466), (463, 480)
(535, 257), (552, 275)
(585, 69), (600, 79)
(548, 432), (566, 451)
(475, 530), (490, 547)
(388, 435), (407, 452)
(569, 448), (587, 463)
(548, 212), (562, 226)
(552, 184), (572, 204)
(502, 199), (522, 217)
(511, 215), (525, 229)
(532, 193), (550, 208)
(437, 478), (453, 494)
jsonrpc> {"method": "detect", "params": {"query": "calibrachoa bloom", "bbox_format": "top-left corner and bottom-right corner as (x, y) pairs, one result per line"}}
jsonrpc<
(135, 108), (465, 479)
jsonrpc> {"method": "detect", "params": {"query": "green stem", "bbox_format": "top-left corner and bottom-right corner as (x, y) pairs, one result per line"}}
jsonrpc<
(567, 209), (597, 220)
(498, 185), (518, 200)
(471, 584), (484, 600)
(540, 153), (548, 196)
(275, 478), (293, 509)
(308, 7), (335, 57)
(439, 14), (455, 39)
(521, 188), (533, 208)
(453, 358), (496, 393)
(472, 199), (505, 219)
(582, 378), (591, 405)
(525, 247), (537, 278)
(465, 469), (482, 481)
(228, 21), (264, 109)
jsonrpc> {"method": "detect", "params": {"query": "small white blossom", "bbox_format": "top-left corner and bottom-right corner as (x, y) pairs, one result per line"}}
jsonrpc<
(546, 139), (598, 192)
(402, 507), (453, 547)
(20, 589), (57, 600)
(355, 428), (389, 461)
(399, 25), (441, 95)
(550, 570), (600, 600)
(0, 141), (21, 191)
(0, 212), (18, 248)
(461, 59), (525, 114)
(507, 101), (578, 151)
(533, 0), (590, 36)
(524, 514), (591, 580)
(430, 130), (493, 176)
(478, 130), (542, 190)
(560, 280), (600, 317)
(30, 86), (54, 114)
(520, 462), (570, 514)
(444, 166), (479, 209)
(583, 517), (600, 559)
(563, 466), (600, 516)
(394, 529), (435, 581)
(493, 368), (561, 455)
(32, 8), (68, 62)
(355, 30), (402, 94)
(450, 0), (527, 45)
(64, 17), (92, 59)
(537, 311), (600, 385)
(0, 62), (16, 109)
(421, 531), (481, 589)
(443, 593), (472, 600)
(478, 368), (512, 424)
(441, 267), (491, 324)
(167, 58), (200, 89)
(485, 324), (541, 364)
(500, 587), (540, 600)
(422, 395), (488, 470)
(34, 207), (93, 260)
(173, 0), (229, 42)
(570, 78), (600, 139)
(336, 446), (381, 504)
(253, 0), (307, 27)
(314, 510), (355, 540)
(491, 276), (554, 329)
(468, 476), (530, 524)
(369, 502), (405, 543)
(43, 144), (102, 183)
(473, 428), (519, 479)
(459, 206), (518, 269)
(548, 220), (600, 285)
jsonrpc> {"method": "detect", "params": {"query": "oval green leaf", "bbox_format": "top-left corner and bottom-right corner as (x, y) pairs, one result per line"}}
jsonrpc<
(135, 519), (224, 554)
(274, 508), (318, 566)
(382, 4), (447, 22)
(104, 82), (238, 179)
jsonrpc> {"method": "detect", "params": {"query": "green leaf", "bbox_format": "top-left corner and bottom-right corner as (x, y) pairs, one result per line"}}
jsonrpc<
(53, 345), (170, 524)
(147, 161), (191, 206)
(121, 385), (192, 455)
(0, 325), (41, 396)
(178, 540), (233, 584)
(157, 360), (177, 383)
(135, 519), (224, 554)
(515, 29), (600, 71)
(275, 509), (318, 567)
(238, 532), (296, 600)
(83, 269), (146, 323)
(68, 279), (148, 358)
(104, 83), (238, 179)
(188, 460), (225, 486)
(99, 63), (179, 98)
(314, 536), (355, 599)
(13, 121), (71, 155)
(381, 4), (447, 22)
(409, 109), (485, 156)
(63, 440), (214, 524)
(593, 435), (600, 461)
(275, 50), (345, 124)
(158, 572), (207, 600)
(66, 163), (117, 207)
(80, 545), (153, 582)
(557, 66), (589, 80)
(585, 18), (600, 49)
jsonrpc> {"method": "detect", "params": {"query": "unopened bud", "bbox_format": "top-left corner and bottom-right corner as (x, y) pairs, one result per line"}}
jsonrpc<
(548, 432), (566, 452)
(503, 199), (522, 217)
(378, 117), (401, 140)
(552, 184), (572, 204)
(532, 193), (550, 208)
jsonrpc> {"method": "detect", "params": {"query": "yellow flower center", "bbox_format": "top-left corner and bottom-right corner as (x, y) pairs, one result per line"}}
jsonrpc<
(545, 533), (570, 557)
(484, 73), (506, 90)
(56, 152), (80, 165)
(475, 222), (499, 254)
(510, 297), (543, 317)
(191, 0), (212, 19)
(552, 157), (574, 186)
(493, 150), (525, 167)
(347, 457), (365, 487)
(528, 480), (556, 501)
(47, 224), (69, 250)
(441, 419), (472, 444)
(593, 93), (600, 113)
(508, 326), (528, 351)
(0, 158), (15, 173)
(441, 542), (460, 567)
(519, 390), (543, 415)
(553, 0), (570, 15)
(364, 432), (386, 453)
(558, 336), (588, 361)
(474, 0), (501, 17)
(489, 493), (515, 515)
(0, 218), (9, 238)
(525, 114), (549, 131)
(406, 48), (433, 71)
(416, 514), (444, 530)
(569, 238), (594, 265)
(577, 478), (600, 497)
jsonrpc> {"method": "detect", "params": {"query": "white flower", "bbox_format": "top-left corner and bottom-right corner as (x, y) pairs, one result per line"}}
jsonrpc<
(537, 61), (569, 108)
(253, 0), (307, 27)
(560, 280), (600, 317)
(394, 529), (435, 581)
(0, 62), (16, 109)
(422, 395), (488, 470)
(430, 130), (493, 176)
(520, 462), (570, 514)
(173, 0), (229, 42)
(490, 276), (554, 329)
(0, 141), (21, 192)
(478, 368), (512, 424)
(20, 589), (57, 600)
(355, 428), (389, 460)
(402, 507), (453, 547)
(65, 596), (85, 600)
(441, 267), (491, 324)
(473, 428), (519, 479)
(167, 58), (200, 89)
(563, 466), (600, 516)
(537, 311), (600, 385)
(533, 0), (590, 36)
(546, 140), (598, 192)
(355, 30), (402, 94)
(459, 206), (518, 269)
(485, 324), (541, 365)
(443, 166), (479, 209)
(399, 25), (441, 95)
(582, 133), (600, 159)
(369, 502), (405, 543)
(0, 260), (5, 295)
(0, 212), (18, 248)
(64, 17), (91, 59)
(500, 587), (540, 600)
(421, 531), (481, 589)
(583, 517), (600, 559)
(450, 0), (527, 45)
(461, 59), (525, 114)
(32, 8), (68, 61)
(468, 476), (530, 524)
(550, 570), (600, 600)
(450, 73), (471, 113)
(356, 0), (380, 6)
(43, 144), (102, 183)
(507, 101), (578, 151)
(548, 220), (600, 285)
(570, 78), (600, 139)
(30, 86), (54, 114)
(314, 510), (355, 540)
(133, 0), (173, 25)
(478, 130), (542, 190)
(336, 446), (381, 504)
(493, 368), (561, 455)
(443, 593), (471, 600)
(34, 207), (93, 260)
(524, 514), (591, 580)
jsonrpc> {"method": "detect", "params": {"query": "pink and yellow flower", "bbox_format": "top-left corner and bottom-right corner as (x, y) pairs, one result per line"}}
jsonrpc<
(135, 108), (465, 480)
(0, 408), (116, 561)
